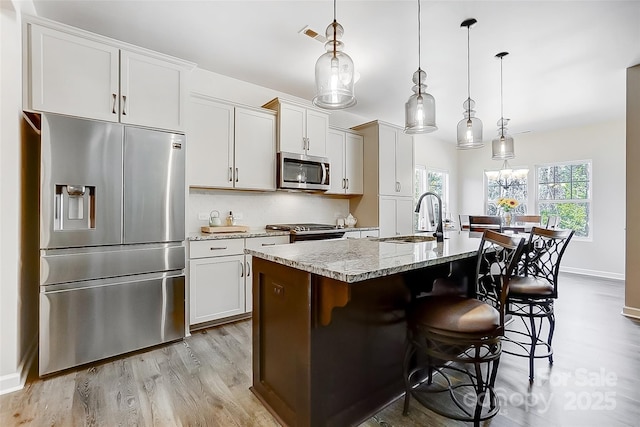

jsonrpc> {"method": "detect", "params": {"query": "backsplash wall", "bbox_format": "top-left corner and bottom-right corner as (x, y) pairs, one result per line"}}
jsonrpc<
(188, 189), (350, 234)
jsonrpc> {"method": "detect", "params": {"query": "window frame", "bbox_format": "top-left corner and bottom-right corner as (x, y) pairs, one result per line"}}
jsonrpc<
(415, 165), (450, 230)
(535, 159), (593, 241)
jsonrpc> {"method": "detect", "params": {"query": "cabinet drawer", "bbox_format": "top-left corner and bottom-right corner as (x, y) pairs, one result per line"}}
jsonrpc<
(189, 238), (244, 259)
(246, 235), (290, 250)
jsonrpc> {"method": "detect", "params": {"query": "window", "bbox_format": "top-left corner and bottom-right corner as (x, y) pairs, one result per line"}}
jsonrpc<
(485, 168), (529, 215)
(415, 166), (449, 230)
(536, 161), (591, 238)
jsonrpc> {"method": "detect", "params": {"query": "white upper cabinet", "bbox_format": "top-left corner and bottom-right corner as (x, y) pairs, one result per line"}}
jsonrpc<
(186, 97), (234, 188)
(119, 50), (187, 131)
(24, 19), (193, 131)
(186, 95), (276, 191)
(263, 98), (329, 157)
(377, 123), (414, 196)
(326, 128), (363, 195)
(234, 107), (277, 190)
(27, 24), (120, 122)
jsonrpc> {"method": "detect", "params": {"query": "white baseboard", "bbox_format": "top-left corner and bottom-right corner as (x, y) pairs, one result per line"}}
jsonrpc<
(560, 266), (625, 281)
(622, 306), (640, 320)
(0, 338), (36, 396)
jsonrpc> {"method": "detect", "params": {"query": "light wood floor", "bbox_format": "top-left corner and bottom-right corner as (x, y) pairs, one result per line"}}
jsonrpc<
(2, 273), (639, 426)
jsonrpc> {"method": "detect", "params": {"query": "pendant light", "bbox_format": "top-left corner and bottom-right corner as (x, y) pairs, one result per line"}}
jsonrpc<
(404, 0), (437, 134)
(492, 52), (515, 159)
(456, 18), (483, 149)
(313, 0), (356, 110)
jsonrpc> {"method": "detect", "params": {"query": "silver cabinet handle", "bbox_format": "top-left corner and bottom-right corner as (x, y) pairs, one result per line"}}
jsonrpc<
(228, 167), (233, 182)
(235, 167), (239, 182)
(121, 95), (127, 115)
(346, 178), (349, 189)
(342, 178), (346, 189)
(111, 93), (117, 114)
(261, 243), (276, 246)
(209, 247), (227, 251)
(246, 261), (251, 277)
(240, 261), (245, 278)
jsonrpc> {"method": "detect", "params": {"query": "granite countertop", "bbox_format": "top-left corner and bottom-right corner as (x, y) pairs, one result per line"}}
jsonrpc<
(245, 231), (482, 283)
(187, 226), (379, 241)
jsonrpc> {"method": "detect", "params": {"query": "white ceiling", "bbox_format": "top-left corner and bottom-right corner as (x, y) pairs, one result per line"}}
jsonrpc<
(31, 0), (640, 143)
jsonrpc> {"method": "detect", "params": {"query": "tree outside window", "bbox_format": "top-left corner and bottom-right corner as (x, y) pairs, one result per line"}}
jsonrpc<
(537, 162), (591, 238)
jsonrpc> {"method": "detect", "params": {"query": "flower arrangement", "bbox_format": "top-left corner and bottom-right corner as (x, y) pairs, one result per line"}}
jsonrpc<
(497, 197), (519, 212)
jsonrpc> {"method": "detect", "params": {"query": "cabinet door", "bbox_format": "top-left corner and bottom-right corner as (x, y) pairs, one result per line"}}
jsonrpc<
(186, 98), (234, 188)
(379, 196), (398, 237)
(189, 255), (245, 324)
(395, 131), (414, 197)
(245, 236), (290, 313)
(278, 102), (306, 154)
(28, 24), (119, 122)
(396, 197), (415, 235)
(378, 125), (398, 196)
(345, 133), (364, 195)
(326, 129), (346, 194)
(120, 50), (186, 131)
(305, 109), (329, 157)
(234, 108), (276, 190)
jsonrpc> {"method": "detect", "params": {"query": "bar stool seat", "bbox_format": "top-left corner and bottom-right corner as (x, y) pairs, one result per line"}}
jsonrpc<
(509, 276), (554, 296)
(408, 295), (499, 334)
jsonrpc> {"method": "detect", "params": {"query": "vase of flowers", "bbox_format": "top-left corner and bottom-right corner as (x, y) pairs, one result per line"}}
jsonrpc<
(497, 197), (519, 226)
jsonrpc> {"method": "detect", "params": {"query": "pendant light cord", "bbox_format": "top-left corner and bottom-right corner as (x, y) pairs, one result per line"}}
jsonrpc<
(500, 55), (504, 138)
(417, 0), (422, 94)
(332, 0), (337, 58)
(466, 23), (471, 119)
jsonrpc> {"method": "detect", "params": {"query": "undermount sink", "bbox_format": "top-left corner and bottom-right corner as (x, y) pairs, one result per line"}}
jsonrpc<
(375, 235), (436, 243)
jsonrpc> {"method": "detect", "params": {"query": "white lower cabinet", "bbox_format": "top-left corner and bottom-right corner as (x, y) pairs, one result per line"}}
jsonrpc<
(188, 235), (288, 326)
(379, 196), (414, 237)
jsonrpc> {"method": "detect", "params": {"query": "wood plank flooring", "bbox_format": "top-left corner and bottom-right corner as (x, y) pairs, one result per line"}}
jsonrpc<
(1, 273), (639, 426)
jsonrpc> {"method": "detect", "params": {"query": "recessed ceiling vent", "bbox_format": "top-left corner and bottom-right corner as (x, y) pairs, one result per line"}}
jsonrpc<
(298, 25), (327, 43)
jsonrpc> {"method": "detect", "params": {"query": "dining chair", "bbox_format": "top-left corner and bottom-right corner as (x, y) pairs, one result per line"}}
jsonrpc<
(468, 215), (502, 232)
(546, 215), (560, 229)
(513, 215), (542, 225)
(459, 214), (470, 230)
(403, 230), (525, 426)
(502, 226), (575, 383)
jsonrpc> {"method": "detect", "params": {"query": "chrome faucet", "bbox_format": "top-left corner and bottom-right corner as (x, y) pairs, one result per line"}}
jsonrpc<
(415, 191), (444, 242)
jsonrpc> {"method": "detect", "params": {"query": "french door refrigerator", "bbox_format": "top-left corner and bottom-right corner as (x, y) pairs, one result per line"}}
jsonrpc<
(37, 113), (186, 376)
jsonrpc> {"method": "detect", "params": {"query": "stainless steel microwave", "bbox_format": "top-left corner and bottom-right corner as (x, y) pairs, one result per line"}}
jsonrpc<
(278, 152), (330, 191)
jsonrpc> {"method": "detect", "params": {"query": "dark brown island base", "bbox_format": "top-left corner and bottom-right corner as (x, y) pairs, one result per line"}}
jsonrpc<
(246, 233), (483, 427)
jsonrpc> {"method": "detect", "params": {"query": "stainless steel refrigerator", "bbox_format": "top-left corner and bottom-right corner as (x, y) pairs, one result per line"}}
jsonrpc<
(36, 113), (186, 376)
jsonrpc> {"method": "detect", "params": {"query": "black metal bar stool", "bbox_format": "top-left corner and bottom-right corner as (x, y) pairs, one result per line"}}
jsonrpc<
(403, 230), (525, 426)
(503, 226), (574, 383)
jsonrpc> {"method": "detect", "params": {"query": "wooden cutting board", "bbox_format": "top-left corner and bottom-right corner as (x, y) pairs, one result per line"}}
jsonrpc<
(201, 225), (250, 234)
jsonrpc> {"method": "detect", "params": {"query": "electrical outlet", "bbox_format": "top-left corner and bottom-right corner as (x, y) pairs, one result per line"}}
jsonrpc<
(234, 212), (244, 220)
(198, 212), (209, 221)
(334, 212), (343, 218)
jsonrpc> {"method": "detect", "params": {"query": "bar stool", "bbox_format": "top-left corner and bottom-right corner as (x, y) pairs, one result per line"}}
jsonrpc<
(503, 226), (574, 383)
(403, 230), (525, 426)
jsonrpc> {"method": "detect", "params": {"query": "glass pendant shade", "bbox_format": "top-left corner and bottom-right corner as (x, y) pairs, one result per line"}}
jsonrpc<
(405, 69), (437, 134)
(456, 98), (483, 148)
(491, 118), (515, 159)
(313, 20), (356, 110)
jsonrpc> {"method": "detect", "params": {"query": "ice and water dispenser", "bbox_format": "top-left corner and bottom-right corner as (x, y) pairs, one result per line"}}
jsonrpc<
(54, 184), (96, 230)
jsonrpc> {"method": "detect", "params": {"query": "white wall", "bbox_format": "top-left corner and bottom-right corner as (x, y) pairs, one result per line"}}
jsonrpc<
(1, 0), (33, 394)
(457, 119), (625, 279)
(187, 67), (375, 234)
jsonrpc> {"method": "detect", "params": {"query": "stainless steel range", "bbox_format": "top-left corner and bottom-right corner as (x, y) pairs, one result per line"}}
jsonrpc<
(266, 223), (345, 243)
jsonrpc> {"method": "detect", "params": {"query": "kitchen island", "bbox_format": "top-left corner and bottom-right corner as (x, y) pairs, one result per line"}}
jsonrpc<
(246, 232), (483, 427)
